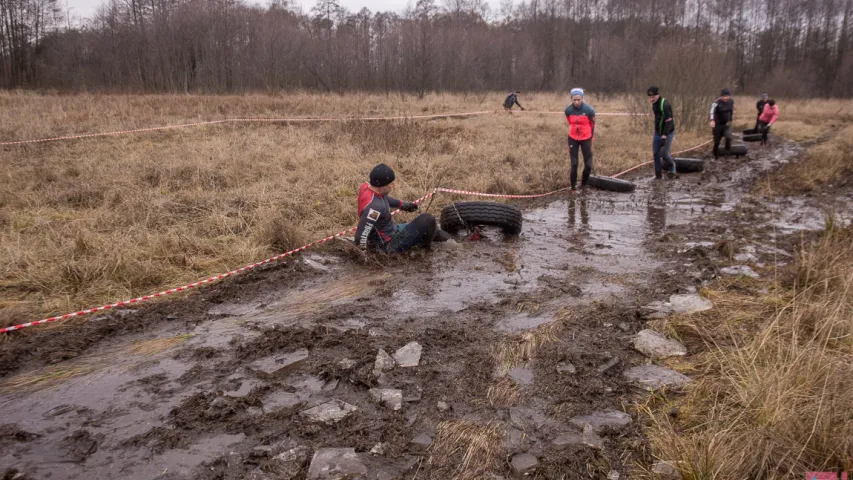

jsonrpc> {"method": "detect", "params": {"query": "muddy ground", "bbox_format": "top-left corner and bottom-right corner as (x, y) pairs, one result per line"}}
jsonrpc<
(1, 138), (851, 480)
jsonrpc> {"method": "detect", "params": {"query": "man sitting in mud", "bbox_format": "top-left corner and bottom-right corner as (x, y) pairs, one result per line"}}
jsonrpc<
(355, 164), (441, 253)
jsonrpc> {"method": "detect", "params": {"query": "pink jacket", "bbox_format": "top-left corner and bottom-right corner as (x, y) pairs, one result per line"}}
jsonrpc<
(759, 104), (778, 124)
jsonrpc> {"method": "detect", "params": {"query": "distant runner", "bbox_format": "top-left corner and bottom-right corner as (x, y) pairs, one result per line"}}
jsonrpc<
(710, 88), (735, 158)
(757, 99), (779, 146)
(503, 91), (525, 111)
(755, 93), (769, 131)
(648, 85), (677, 179)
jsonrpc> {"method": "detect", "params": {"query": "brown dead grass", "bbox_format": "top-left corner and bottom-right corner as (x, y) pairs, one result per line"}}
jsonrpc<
(641, 221), (853, 479)
(0, 92), (846, 328)
(755, 123), (853, 196)
(429, 420), (505, 480)
(129, 334), (193, 356)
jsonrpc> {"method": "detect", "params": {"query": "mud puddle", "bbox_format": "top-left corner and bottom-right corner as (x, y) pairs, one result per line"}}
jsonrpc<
(1, 139), (835, 480)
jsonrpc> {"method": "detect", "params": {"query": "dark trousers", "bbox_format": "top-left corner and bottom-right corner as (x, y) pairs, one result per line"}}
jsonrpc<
(712, 123), (732, 158)
(388, 214), (437, 253)
(758, 121), (771, 145)
(653, 134), (675, 177)
(569, 137), (593, 188)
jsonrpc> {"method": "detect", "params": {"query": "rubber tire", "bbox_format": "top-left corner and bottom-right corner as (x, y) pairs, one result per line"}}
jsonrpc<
(725, 144), (748, 157)
(439, 201), (523, 235)
(587, 175), (636, 193)
(743, 128), (757, 135)
(743, 133), (763, 142)
(673, 157), (705, 173)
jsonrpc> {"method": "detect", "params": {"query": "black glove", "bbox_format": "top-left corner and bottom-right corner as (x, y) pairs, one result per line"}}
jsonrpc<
(521, 107), (525, 111)
(401, 201), (419, 212)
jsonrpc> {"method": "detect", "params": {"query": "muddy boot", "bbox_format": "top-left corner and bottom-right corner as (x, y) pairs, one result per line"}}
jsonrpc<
(433, 229), (453, 243)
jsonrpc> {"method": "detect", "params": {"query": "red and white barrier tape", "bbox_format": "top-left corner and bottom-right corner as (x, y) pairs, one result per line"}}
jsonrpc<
(1, 110), (644, 146)
(435, 187), (571, 199)
(611, 139), (714, 178)
(0, 111), (493, 146)
(0, 137), (712, 334)
(0, 192), (431, 333)
(510, 110), (643, 116)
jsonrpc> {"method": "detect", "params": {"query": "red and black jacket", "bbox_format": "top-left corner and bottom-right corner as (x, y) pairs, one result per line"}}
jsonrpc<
(355, 182), (403, 251)
(565, 103), (596, 141)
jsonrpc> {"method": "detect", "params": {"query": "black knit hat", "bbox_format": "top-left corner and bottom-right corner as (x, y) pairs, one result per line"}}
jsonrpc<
(369, 163), (396, 187)
(721, 88), (731, 96)
(647, 85), (660, 96)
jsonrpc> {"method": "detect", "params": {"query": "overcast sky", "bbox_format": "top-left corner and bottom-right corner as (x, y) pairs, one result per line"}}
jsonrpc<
(65, 0), (502, 22)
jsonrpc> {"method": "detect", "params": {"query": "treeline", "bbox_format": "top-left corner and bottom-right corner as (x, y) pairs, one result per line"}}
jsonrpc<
(1, 0), (852, 96)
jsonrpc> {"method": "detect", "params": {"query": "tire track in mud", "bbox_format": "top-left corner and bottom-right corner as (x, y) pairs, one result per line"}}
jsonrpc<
(2, 140), (841, 480)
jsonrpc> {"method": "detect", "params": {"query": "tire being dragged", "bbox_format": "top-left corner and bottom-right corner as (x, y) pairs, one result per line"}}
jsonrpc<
(586, 175), (636, 193)
(673, 157), (704, 173)
(439, 201), (523, 235)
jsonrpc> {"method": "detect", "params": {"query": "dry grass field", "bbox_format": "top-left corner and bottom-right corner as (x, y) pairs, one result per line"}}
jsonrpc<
(1, 91), (703, 325)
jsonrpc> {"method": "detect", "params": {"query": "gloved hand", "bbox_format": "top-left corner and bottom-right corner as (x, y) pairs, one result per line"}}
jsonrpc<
(401, 201), (419, 212)
(521, 107), (525, 111)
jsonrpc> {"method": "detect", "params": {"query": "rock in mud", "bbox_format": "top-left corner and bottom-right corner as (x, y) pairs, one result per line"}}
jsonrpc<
(510, 453), (539, 474)
(597, 357), (621, 373)
(625, 365), (692, 391)
(720, 265), (760, 278)
(437, 401), (450, 412)
(652, 461), (683, 480)
(633, 330), (687, 359)
(393, 342), (423, 367)
(640, 293), (713, 319)
(300, 400), (358, 424)
(507, 367), (534, 385)
(370, 442), (388, 455)
(249, 348), (309, 378)
(607, 471), (621, 480)
(374, 349), (396, 372)
(268, 446), (310, 479)
(553, 425), (604, 449)
(263, 391), (304, 413)
(569, 410), (632, 433)
(734, 252), (759, 263)
(369, 388), (403, 411)
(306, 448), (367, 480)
(338, 358), (357, 370)
(556, 362), (577, 374)
(409, 433), (433, 452)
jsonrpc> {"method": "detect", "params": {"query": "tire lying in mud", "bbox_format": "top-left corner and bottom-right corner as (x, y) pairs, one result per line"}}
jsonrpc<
(742, 133), (763, 142)
(673, 157), (705, 173)
(586, 175), (637, 193)
(724, 144), (749, 157)
(440, 201), (523, 235)
(743, 128), (757, 135)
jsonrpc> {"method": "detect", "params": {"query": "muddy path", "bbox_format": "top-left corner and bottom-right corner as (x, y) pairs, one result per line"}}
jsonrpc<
(2, 139), (850, 480)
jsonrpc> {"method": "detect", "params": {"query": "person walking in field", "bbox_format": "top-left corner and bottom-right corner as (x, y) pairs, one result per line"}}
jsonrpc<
(757, 99), (778, 146)
(355, 164), (442, 253)
(710, 88), (735, 158)
(565, 88), (596, 191)
(647, 86), (677, 179)
(755, 93), (769, 131)
(503, 91), (524, 111)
